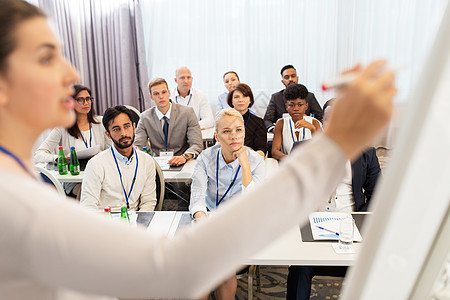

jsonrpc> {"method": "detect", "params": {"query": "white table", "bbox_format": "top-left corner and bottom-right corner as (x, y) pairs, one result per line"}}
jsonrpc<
(167, 212), (362, 267)
(162, 159), (196, 183)
(45, 160), (197, 184)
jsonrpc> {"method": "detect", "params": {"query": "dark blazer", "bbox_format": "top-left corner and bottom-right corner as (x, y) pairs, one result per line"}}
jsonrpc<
(351, 147), (381, 211)
(134, 103), (203, 156)
(242, 110), (267, 154)
(263, 90), (323, 131)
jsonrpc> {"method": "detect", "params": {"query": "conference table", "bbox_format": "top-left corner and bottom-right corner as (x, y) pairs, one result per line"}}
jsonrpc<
(152, 211), (365, 267)
(49, 157), (279, 186)
(47, 159), (197, 184)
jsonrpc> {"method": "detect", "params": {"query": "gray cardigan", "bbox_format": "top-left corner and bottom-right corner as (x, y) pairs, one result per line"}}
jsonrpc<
(34, 117), (111, 163)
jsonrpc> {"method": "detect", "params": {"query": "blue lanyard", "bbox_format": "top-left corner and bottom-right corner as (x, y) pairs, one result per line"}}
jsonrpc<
(175, 94), (192, 106)
(289, 118), (305, 143)
(245, 113), (251, 128)
(215, 150), (241, 207)
(79, 122), (92, 148)
(0, 144), (33, 177)
(111, 147), (139, 209)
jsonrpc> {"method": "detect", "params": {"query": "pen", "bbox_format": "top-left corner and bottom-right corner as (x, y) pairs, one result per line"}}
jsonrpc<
(321, 64), (405, 91)
(316, 225), (339, 236)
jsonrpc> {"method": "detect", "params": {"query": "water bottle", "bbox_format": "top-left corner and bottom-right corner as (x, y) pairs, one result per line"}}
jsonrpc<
(104, 206), (112, 218)
(120, 206), (130, 223)
(142, 146), (148, 153)
(57, 146), (68, 175)
(69, 146), (80, 175)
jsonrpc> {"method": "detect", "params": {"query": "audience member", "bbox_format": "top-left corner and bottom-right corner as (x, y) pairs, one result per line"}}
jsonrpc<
(135, 77), (203, 166)
(217, 71), (257, 115)
(80, 106), (157, 212)
(286, 98), (382, 298)
(217, 71), (240, 112)
(271, 84), (321, 160)
(264, 65), (323, 132)
(34, 84), (111, 198)
(172, 66), (214, 129)
(227, 83), (267, 156)
(190, 108), (265, 299)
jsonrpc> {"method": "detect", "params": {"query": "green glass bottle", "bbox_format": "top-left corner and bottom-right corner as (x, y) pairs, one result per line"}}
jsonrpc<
(57, 146), (68, 175)
(69, 146), (80, 175)
(120, 206), (130, 223)
(142, 146), (148, 153)
(104, 206), (112, 218)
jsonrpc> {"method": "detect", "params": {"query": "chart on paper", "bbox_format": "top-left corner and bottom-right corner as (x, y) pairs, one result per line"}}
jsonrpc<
(309, 212), (363, 241)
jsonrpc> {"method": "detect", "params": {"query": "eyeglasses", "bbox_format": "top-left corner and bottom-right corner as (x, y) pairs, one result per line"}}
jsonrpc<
(75, 97), (94, 104)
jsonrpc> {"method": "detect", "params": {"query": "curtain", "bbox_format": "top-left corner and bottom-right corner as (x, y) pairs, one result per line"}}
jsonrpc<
(140, 0), (447, 115)
(34, 0), (149, 114)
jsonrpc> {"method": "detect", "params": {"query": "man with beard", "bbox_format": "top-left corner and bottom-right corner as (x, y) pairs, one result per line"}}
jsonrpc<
(264, 65), (323, 132)
(80, 106), (157, 212)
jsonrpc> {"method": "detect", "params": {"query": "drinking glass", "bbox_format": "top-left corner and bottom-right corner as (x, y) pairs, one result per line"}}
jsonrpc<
(339, 214), (355, 250)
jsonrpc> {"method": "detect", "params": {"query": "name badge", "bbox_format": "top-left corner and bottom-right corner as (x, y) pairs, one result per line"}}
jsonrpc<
(160, 149), (174, 157)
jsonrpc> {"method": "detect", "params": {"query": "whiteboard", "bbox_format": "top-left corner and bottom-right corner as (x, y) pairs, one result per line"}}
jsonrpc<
(341, 2), (450, 299)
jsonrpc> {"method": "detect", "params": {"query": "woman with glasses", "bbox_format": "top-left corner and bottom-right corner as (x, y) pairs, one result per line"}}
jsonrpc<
(34, 84), (111, 198)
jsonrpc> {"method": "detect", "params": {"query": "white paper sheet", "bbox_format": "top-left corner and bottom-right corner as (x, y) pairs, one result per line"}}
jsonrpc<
(153, 156), (172, 170)
(309, 212), (363, 241)
(76, 145), (100, 159)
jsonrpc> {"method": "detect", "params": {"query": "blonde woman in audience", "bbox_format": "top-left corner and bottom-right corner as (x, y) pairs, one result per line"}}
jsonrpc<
(34, 84), (111, 198)
(0, 1), (396, 298)
(190, 108), (265, 299)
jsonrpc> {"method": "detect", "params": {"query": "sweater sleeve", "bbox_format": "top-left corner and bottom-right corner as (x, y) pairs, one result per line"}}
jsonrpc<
(79, 158), (103, 211)
(34, 128), (65, 163)
(2, 134), (346, 299)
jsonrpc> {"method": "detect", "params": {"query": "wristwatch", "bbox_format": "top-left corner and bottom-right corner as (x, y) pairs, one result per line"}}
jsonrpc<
(182, 153), (191, 161)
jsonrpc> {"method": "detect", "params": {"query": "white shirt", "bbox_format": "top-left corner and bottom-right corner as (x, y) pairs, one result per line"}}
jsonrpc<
(155, 102), (172, 130)
(171, 87), (214, 129)
(0, 134), (346, 299)
(80, 147), (157, 212)
(189, 145), (265, 215)
(322, 160), (355, 212)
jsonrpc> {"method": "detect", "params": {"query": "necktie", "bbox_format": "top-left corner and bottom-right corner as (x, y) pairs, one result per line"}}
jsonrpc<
(163, 116), (169, 148)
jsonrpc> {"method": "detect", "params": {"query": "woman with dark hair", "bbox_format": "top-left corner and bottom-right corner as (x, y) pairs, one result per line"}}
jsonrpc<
(0, 0), (396, 298)
(34, 84), (110, 197)
(35, 84), (110, 164)
(227, 83), (267, 156)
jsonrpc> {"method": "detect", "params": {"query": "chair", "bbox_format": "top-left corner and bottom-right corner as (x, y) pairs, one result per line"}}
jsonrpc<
(35, 165), (66, 197)
(124, 105), (141, 125)
(236, 265), (261, 300)
(150, 155), (165, 211)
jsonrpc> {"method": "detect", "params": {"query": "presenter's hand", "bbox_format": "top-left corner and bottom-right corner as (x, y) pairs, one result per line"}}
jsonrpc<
(168, 155), (186, 166)
(325, 60), (397, 160)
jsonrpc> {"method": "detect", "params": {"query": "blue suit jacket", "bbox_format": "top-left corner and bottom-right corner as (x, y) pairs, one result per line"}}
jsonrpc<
(351, 147), (381, 212)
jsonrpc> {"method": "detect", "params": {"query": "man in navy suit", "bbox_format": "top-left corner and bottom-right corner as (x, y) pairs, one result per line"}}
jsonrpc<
(286, 99), (382, 300)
